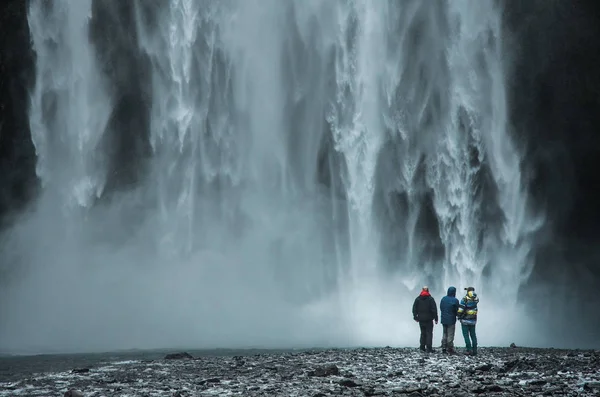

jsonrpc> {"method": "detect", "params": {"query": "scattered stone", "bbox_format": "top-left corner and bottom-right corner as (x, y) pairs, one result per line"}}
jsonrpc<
(362, 386), (377, 396)
(308, 364), (340, 377)
(164, 352), (193, 360)
(529, 379), (547, 386)
(510, 342), (517, 348)
(584, 381), (600, 390)
(198, 377), (220, 385)
(387, 370), (404, 377)
(470, 385), (487, 394)
(475, 363), (492, 372)
(232, 356), (245, 366)
(338, 379), (359, 387)
(63, 390), (84, 397)
(2, 347), (599, 397)
(71, 368), (90, 374)
(486, 384), (503, 392)
(393, 386), (423, 394)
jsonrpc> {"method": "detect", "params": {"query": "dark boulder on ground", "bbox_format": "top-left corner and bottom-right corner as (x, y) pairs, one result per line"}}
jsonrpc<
(307, 363), (340, 377)
(63, 390), (84, 397)
(164, 352), (193, 360)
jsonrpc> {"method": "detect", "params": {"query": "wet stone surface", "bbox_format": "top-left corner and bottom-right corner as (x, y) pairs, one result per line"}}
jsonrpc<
(1, 347), (599, 396)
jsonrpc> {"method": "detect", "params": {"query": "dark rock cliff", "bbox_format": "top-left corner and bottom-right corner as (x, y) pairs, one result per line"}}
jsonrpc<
(0, 0), (38, 226)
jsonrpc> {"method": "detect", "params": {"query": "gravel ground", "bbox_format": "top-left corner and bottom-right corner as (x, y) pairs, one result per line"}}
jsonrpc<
(1, 347), (599, 396)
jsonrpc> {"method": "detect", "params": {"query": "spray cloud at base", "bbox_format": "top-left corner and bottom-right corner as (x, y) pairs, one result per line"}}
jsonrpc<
(0, 0), (549, 354)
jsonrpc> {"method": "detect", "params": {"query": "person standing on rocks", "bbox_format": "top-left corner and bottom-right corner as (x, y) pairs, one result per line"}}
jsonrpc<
(457, 286), (479, 356)
(412, 286), (438, 353)
(439, 286), (459, 354)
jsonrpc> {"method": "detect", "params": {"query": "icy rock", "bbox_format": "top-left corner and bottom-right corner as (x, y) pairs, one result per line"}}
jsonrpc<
(198, 377), (220, 385)
(486, 384), (504, 392)
(3, 347), (600, 396)
(164, 352), (193, 360)
(308, 364), (340, 377)
(584, 381), (600, 390)
(387, 370), (404, 377)
(475, 363), (493, 372)
(64, 390), (84, 397)
(338, 379), (359, 387)
(529, 379), (547, 386)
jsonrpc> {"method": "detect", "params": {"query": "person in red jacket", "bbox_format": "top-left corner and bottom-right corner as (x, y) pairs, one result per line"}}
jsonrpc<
(412, 286), (439, 353)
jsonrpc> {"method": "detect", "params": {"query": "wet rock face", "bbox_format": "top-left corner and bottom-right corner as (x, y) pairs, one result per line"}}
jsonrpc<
(1, 347), (599, 396)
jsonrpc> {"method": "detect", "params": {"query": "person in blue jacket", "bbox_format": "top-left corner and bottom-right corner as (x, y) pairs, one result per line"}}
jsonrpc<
(439, 286), (459, 354)
(457, 286), (479, 355)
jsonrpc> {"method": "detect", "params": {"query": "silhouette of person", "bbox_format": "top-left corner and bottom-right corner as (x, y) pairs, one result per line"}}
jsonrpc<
(457, 286), (479, 355)
(412, 286), (438, 353)
(440, 286), (459, 354)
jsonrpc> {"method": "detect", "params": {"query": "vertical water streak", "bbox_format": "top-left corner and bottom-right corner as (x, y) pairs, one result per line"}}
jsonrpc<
(220, 0), (343, 300)
(28, 0), (112, 209)
(326, 0), (388, 283)
(135, 0), (238, 256)
(455, 1), (543, 293)
(371, 1), (451, 288)
(427, 0), (541, 300)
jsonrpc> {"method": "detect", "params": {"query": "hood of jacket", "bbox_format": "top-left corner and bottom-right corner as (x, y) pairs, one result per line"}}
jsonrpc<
(447, 286), (456, 297)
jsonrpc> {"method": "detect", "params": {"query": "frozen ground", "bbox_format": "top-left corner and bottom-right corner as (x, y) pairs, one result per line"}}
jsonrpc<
(1, 347), (599, 396)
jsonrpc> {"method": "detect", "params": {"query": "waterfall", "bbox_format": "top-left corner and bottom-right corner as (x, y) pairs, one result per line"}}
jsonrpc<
(0, 0), (542, 353)
(28, 0), (112, 209)
(429, 1), (543, 299)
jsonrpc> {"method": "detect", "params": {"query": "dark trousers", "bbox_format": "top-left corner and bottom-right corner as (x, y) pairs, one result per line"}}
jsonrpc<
(419, 321), (434, 351)
(461, 324), (477, 354)
(441, 324), (456, 352)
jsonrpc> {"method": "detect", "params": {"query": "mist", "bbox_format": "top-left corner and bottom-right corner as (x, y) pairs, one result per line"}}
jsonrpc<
(0, 194), (545, 354)
(1, 0), (600, 354)
(0, 185), (547, 354)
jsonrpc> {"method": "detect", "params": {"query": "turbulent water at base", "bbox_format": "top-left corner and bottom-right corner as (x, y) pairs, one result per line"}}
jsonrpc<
(0, 0), (543, 354)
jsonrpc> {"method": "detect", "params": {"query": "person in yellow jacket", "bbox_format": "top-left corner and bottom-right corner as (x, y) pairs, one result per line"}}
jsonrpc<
(457, 286), (479, 355)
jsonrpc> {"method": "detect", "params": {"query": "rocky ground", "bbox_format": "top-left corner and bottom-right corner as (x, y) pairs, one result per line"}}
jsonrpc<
(1, 347), (599, 396)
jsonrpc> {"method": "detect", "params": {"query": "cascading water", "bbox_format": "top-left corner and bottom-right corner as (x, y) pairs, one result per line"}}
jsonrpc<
(134, 0), (345, 303)
(0, 0), (542, 354)
(28, 0), (112, 209)
(135, 0), (225, 256)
